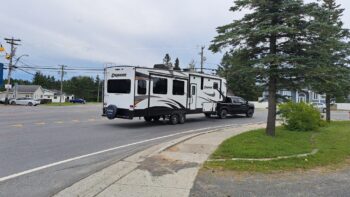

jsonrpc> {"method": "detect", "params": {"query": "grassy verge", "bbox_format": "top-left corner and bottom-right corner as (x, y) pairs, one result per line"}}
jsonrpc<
(43, 102), (81, 106)
(43, 102), (101, 106)
(206, 121), (350, 172)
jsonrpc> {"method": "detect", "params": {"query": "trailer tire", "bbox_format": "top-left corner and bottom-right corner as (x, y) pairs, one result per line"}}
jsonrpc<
(204, 113), (211, 118)
(178, 113), (186, 124)
(169, 114), (179, 125)
(219, 109), (228, 119)
(144, 116), (152, 122)
(152, 116), (161, 122)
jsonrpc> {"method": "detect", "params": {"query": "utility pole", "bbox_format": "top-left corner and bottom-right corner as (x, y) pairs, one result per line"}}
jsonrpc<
(4, 37), (21, 104)
(199, 46), (206, 73)
(97, 74), (100, 102)
(59, 65), (67, 103)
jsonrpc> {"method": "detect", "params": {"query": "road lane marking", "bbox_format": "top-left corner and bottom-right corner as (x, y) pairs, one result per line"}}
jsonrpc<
(11, 124), (23, 128)
(54, 121), (64, 124)
(88, 119), (96, 122)
(35, 122), (46, 125)
(0, 122), (264, 183)
(72, 120), (80, 123)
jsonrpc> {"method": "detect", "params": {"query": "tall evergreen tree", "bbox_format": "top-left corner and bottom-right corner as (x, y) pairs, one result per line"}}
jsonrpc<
(174, 58), (181, 71)
(307, 0), (350, 122)
(210, 0), (319, 136)
(218, 53), (262, 101)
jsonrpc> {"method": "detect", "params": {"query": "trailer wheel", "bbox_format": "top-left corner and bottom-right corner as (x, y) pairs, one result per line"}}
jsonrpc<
(246, 109), (254, 118)
(178, 114), (186, 124)
(144, 116), (152, 122)
(152, 116), (161, 122)
(169, 114), (179, 125)
(219, 109), (228, 119)
(204, 113), (211, 118)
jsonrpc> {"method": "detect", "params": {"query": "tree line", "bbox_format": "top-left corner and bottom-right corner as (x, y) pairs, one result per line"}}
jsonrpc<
(1, 72), (103, 102)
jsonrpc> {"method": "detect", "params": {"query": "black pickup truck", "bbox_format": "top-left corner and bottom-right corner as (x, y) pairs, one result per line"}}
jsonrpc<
(205, 96), (255, 119)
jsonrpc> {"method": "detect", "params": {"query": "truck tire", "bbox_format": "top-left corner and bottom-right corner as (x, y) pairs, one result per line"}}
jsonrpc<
(169, 114), (179, 125)
(11, 101), (16, 105)
(28, 102), (33, 106)
(246, 109), (254, 118)
(219, 109), (228, 119)
(178, 113), (186, 124)
(204, 113), (211, 118)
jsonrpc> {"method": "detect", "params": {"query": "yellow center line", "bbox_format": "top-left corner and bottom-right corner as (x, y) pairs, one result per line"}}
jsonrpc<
(54, 121), (64, 124)
(11, 124), (23, 128)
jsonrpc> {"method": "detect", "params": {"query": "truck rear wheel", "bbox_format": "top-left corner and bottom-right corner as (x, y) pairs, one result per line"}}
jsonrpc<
(219, 109), (228, 119)
(204, 113), (211, 118)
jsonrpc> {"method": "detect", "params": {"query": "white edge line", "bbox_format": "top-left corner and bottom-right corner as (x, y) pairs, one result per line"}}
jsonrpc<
(0, 123), (251, 183)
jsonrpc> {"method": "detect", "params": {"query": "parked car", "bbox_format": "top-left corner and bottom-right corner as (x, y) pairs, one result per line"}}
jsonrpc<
(10, 97), (41, 106)
(70, 98), (86, 104)
(312, 102), (326, 113)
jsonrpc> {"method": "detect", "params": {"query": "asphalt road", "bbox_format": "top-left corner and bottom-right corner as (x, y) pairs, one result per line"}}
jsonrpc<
(0, 104), (268, 197)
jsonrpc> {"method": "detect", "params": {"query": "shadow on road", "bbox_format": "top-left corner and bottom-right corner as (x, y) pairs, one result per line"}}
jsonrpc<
(105, 114), (247, 129)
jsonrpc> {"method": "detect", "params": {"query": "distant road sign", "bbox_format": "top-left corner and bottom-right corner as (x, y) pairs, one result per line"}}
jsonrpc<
(0, 63), (3, 86)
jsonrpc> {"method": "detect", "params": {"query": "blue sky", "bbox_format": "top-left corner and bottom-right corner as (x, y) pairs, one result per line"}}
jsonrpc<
(0, 0), (349, 81)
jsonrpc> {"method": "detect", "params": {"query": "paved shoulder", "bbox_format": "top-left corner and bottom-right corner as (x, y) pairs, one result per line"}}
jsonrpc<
(54, 123), (265, 197)
(191, 162), (350, 197)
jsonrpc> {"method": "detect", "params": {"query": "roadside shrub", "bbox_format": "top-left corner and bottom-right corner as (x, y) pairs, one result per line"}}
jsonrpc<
(278, 102), (322, 131)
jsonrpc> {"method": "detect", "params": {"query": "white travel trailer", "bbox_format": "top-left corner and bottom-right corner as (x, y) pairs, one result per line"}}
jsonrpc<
(103, 65), (227, 124)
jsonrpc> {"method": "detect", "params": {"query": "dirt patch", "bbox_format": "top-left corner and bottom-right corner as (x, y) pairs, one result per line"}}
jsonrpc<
(138, 155), (198, 177)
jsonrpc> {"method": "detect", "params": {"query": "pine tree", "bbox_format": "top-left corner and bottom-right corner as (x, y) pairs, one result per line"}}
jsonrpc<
(218, 53), (262, 101)
(174, 58), (181, 71)
(210, 0), (320, 136)
(163, 54), (172, 68)
(307, 0), (350, 122)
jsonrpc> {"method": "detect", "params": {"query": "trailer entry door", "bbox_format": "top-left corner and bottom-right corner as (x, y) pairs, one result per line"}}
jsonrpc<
(190, 84), (197, 110)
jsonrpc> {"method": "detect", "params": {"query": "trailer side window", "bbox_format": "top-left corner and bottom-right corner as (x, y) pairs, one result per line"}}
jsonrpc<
(107, 79), (131, 94)
(213, 82), (218, 90)
(153, 77), (167, 94)
(173, 80), (185, 95)
(137, 80), (147, 95)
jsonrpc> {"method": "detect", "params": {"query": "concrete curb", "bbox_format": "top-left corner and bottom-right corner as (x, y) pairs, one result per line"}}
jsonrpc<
(54, 122), (266, 197)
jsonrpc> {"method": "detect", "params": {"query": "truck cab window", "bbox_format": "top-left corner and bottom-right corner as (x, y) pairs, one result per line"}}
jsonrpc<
(137, 80), (147, 95)
(107, 79), (131, 94)
(173, 80), (185, 95)
(153, 77), (167, 94)
(213, 82), (218, 90)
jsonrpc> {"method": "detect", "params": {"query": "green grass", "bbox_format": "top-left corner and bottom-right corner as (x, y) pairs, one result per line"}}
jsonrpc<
(43, 102), (101, 106)
(43, 102), (81, 106)
(206, 121), (350, 172)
